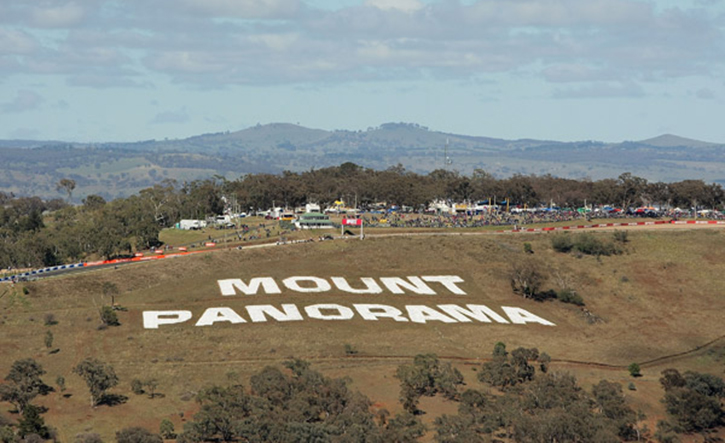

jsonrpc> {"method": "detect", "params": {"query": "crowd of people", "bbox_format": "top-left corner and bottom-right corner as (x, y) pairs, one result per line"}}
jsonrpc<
(361, 208), (725, 229)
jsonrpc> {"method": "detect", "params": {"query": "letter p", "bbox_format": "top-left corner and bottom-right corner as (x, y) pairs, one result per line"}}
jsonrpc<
(143, 310), (193, 329)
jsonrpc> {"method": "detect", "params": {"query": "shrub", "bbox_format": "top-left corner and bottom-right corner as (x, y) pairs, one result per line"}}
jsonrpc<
(159, 419), (175, 439)
(554, 233), (621, 256)
(628, 363), (641, 378)
(56, 376), (66, 392)
(556, 289), (584, 306)
(551, 234), (574, 253)
(344, 344), (358, 355)
(99, 306), (119, 327)
(613, 230), (629, 243)
(573, 233), (620, 256)
(523, 243), (533, 254)
(44, 313), (57, 326)
(131, 379), (144, 395)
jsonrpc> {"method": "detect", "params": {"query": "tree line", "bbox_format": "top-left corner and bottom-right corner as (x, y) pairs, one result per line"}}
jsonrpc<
(224, 164), (724, 211)
(2, 344), (723, 441)
(2, 164), (723, 269)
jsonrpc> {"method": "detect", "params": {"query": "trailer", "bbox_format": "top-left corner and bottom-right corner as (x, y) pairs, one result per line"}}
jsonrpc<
(178, 219), (207, 230)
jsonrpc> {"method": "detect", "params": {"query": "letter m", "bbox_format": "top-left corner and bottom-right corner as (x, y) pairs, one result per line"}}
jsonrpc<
(218, 278), (281, 296)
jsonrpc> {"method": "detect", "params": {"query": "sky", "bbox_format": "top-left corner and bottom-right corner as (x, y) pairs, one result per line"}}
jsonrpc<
(1, 0), (724, 143)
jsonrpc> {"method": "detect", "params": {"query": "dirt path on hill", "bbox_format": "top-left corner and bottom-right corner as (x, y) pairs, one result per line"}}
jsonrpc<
(106, 333), (725, 372)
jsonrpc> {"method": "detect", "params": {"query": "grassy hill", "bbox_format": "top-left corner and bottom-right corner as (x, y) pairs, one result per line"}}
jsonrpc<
(1, 228), (725, 440)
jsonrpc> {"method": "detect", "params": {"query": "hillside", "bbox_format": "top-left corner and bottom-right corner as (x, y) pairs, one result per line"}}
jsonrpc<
(2, 123), (725, 201)
(1, 228), (724, 440)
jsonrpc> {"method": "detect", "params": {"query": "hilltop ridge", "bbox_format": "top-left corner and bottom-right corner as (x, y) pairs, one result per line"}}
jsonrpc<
(1, 122), (724, 200)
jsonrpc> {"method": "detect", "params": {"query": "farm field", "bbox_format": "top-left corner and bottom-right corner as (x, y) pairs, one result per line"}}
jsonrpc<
(1, 227), (725, 441)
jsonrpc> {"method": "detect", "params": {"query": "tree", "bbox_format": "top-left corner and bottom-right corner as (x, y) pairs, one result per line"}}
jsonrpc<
(508, 258), (547, 300)
(381, 411), (426, 442)
(0, 358), (48, 414)
(592, 380), (639, 440)
(17, 404), (49, 439)
(159, 419), (176, 439)
(659, 368), (725, 433)
(56, 178), (76, 203)
(73, 358), (119, 407)
(479, 344), (544, 389)
(395, 354), (464, 413)
(82, 194), (106, 210)
(101, 282), (119, 305)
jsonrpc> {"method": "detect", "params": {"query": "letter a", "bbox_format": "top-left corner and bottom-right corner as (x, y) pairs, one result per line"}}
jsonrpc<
(196, 307), (247, 326)
(501, 307), (555, 326)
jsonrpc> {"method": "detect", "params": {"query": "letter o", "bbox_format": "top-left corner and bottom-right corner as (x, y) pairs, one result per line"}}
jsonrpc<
(283, 276), (332, 293)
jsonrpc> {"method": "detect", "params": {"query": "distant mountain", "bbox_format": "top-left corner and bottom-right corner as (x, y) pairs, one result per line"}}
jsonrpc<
(1, 123), (724, 201)
(638, 134), (717, 148)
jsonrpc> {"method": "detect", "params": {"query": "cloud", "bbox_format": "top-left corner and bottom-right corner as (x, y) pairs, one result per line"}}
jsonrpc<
(54, 99), (70, 109)
(178, 0), (302, 19)
(30, 2), (87, 28)
(0, 29), (38, 54)
(151, 108), (190, 124)
(542, 64), (612, 83)
(1, 90), (45, 113)
(365, 0), (425, 13)
(464, 0), (653, 27)
(552, 82), (645, 99)
(695, 88), (716, 99)
(2, 0), (724, 91)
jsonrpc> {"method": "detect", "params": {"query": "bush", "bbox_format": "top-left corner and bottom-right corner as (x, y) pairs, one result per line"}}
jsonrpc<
(344, 344), (358, 355)
(523, 243), (533, 254)
(551, 234), (574, 253)
(628, 363), (641, 377)
(159, 419), (175, 439)
(613, 230), (629, 243)
(131, 379), (144, 395)
(56, 376), (66, 392)
(553, 233), (621, 256)
(100, 306), (119, 327)
(556, 289), (584, 306)
(533, 289), (557, 302)
(44, 313), (57, 326)
(573, 233), (620, 256)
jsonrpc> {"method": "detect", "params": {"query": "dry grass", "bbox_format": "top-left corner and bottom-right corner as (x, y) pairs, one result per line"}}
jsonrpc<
(1, 228), (725, 440)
